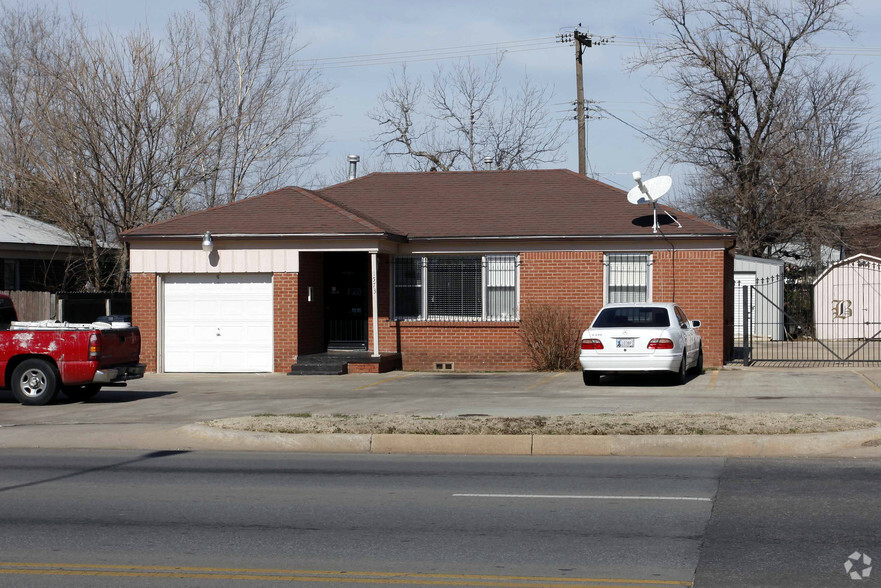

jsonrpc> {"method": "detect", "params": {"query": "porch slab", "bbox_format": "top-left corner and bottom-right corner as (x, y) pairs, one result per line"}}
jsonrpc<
(288, 351), (402, 376)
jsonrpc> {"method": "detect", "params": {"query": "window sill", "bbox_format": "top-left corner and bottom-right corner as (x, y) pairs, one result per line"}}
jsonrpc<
(388, 320), (520, 328)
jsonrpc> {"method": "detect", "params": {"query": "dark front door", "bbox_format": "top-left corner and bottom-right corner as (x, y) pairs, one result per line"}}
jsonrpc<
(324, 252), (369, 350)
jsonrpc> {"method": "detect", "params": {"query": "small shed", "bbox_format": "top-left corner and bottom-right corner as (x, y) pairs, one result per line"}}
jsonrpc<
(813, 254), (881, 340)
(734, 255), (784, 340)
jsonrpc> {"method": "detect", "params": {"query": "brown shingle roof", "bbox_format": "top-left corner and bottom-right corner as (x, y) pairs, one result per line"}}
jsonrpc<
(122, 186), (389, 238)
(123, 170), (733, 240)
(319, 169), (732, 238)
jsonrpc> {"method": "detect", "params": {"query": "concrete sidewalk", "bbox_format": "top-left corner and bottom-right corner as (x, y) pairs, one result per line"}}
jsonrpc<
(0, 367), (880, 457)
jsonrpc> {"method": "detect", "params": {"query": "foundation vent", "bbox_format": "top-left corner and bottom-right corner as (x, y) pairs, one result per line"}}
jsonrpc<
(434, 362), (454, 371)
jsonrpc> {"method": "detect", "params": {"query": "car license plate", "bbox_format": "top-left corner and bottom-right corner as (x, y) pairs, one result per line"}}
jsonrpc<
(616, 339), (634, 348)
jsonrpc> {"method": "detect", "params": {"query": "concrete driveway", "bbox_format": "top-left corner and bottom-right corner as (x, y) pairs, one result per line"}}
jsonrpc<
(1, 367), (880, 427)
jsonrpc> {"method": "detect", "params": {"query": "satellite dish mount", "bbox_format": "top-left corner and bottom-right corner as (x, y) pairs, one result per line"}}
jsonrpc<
(627, 171), (673, 233)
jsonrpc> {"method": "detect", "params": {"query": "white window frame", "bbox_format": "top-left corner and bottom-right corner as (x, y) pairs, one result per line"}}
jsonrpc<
(603, 252), (652, 305)
(392, 254), (520, 321)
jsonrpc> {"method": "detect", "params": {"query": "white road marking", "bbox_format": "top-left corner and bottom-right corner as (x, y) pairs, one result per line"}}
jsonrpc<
(453, 493), (712, 502)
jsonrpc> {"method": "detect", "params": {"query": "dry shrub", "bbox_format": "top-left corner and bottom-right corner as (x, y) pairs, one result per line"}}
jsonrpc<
(518, 304), (581, 371)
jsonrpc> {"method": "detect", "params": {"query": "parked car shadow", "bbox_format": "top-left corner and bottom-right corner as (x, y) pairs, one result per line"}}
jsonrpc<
(592, 372), (700, 387)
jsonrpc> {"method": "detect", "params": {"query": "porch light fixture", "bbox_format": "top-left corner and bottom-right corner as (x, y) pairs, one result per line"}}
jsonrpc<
(201, 231), (214, 253)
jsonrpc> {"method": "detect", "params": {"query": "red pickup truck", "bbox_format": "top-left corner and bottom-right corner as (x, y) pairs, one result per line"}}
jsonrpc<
(0, 295), (145, 405)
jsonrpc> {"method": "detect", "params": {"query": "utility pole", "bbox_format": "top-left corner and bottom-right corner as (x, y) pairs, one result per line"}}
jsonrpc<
(560, 28), (609, 176)
(573, 29), (591, 176)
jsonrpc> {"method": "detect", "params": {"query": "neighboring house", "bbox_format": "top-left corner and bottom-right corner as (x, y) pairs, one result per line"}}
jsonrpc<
(121, 170), (736, 373)
(766, 242), (842, 269)
(0, 208), (84, 291)
(733, 255), (784, 341)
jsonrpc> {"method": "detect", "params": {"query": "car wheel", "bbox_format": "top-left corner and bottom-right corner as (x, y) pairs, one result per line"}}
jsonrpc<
(61, 384), (102, 402)
(582, 371), (600, 386)
(671, 353), (686, 386)
(11, 359), (60, 405)
(689, 346), (703, 375)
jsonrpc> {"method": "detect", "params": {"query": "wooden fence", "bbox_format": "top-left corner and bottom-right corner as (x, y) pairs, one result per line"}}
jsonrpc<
(0, 290), (55, 321)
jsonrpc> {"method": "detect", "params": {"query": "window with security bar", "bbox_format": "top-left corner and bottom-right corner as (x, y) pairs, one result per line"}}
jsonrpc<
(606, 253), (650, 303)
(392, 255), (518, 321)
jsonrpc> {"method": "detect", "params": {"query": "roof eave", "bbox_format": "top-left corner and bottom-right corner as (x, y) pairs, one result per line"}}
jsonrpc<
(121, 232), (407, 243)
(406, 233), (736, 241)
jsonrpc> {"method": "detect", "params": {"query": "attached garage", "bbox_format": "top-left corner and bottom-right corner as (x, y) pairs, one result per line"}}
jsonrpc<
(163, 274), (273, 372)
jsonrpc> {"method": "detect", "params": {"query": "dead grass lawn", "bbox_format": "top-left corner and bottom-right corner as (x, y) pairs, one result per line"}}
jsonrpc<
(206, 412), (878, 436)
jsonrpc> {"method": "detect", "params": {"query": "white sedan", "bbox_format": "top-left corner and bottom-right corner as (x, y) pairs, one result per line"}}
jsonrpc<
(579, 303), (702, 385)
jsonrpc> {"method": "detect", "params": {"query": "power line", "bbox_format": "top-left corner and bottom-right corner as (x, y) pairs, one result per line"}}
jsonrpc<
(299, 36), (558, 64)
(285, 30), (881, 73)
(591, 105), (655, 140)
(290, 37), (563, 70)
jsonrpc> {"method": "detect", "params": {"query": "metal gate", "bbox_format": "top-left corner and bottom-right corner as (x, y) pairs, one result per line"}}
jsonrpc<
(739, 258), (881, 365)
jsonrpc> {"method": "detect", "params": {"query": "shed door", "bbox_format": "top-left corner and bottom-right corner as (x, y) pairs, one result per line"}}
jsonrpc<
(734, 272), (756, 337)
(163, 274), (273, 372)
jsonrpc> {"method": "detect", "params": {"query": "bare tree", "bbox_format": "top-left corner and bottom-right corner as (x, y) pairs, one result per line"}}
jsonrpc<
(0, 4), (61, 219)
(370, 58), (565, 171)
(22, 20), (213, 290)
(633, 0), (880, 261)
(0, 0), (329, 290)
(195, 0), (327, 206)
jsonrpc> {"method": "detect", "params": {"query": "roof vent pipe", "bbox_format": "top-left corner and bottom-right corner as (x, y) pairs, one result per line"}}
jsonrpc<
(484, 156), (493, 170)
(347, 154), (360, 180)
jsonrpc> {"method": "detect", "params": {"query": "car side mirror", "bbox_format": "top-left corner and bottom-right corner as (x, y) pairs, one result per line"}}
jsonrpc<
(690, 320), (701, 328)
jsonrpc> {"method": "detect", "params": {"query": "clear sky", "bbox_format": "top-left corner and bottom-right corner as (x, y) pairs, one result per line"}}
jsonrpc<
(49, 0), (881, 199)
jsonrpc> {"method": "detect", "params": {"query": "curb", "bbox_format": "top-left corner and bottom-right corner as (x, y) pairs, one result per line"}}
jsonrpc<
(182, 425), (881, 457)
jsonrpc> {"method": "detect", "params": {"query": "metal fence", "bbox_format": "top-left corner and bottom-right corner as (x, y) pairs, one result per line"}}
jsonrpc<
(739, 260), (881, 365)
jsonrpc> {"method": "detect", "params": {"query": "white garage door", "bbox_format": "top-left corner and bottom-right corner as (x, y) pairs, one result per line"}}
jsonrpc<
(163, 274), (273, 372)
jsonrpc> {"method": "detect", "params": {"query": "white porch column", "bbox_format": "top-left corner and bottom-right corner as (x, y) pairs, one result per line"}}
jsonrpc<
(370, 251), (380, 358)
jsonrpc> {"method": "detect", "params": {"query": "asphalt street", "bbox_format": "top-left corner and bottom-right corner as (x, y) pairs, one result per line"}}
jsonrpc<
(0, 450), (878, 587)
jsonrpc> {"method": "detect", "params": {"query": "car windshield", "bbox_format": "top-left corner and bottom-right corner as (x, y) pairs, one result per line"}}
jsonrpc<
(592, 306), (670, 328)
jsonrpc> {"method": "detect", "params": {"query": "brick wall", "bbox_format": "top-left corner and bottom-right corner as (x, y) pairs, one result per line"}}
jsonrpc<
(130, 273), (157, 371)
(651, 249), (728, 367)
(370, 249), (729, 371)
(370, 251), (606, 371)
(273, 272), (298, 372)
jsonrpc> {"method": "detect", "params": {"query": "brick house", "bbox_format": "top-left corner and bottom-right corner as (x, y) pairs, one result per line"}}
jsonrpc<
(122, 170), (735, 373)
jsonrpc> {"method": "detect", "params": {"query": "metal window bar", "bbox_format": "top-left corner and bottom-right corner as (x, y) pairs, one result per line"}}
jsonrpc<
(391, 255), (518, 321)
(392, 256), (422, 319)
(607, 254), (649, 304)
(485, 255), (517, 320)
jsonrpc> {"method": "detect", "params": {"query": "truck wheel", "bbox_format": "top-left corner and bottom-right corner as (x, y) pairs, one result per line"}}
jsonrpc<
(582, 371), (600, 386)
(61, 384), (102, 402)
(11, 359), (60, 405)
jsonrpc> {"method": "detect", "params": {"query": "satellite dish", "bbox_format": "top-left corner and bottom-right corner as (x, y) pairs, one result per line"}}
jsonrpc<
(627, 172), (673, 233)
(627, 174), (672, 205)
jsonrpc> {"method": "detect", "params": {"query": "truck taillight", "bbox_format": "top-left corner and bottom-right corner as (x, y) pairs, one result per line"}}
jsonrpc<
(88, 333), (100, 360)
(647, 338), (674, 350)
(581, 338), (604, 350)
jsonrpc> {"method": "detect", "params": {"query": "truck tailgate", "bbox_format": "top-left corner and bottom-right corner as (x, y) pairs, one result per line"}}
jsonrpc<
(98, 328), (141, 367)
